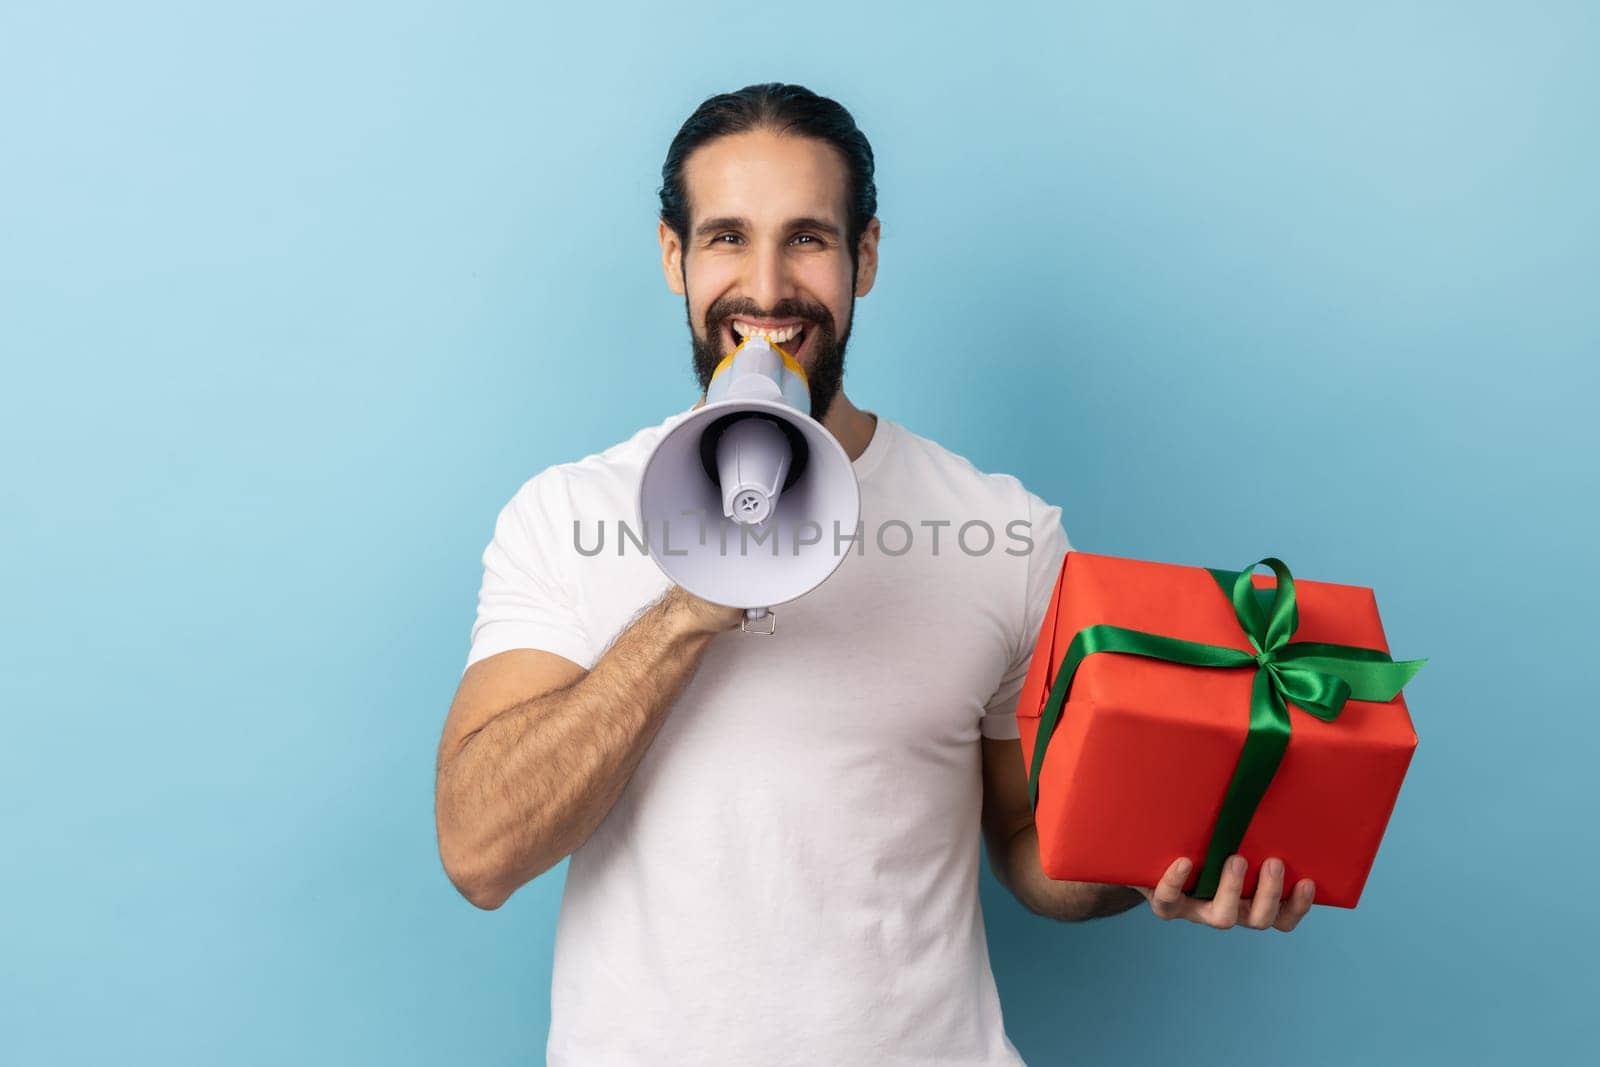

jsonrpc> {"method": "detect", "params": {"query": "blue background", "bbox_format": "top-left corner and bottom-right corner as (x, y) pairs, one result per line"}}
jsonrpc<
(3, 1), (1595, 1063)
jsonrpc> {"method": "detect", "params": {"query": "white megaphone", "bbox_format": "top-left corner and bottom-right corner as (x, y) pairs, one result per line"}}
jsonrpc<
(638, 334), (861, 635)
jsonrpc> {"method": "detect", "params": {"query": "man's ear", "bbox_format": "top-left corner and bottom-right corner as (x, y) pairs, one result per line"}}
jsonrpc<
(853, 217), (881, 298)
(659, 219), (686, 295)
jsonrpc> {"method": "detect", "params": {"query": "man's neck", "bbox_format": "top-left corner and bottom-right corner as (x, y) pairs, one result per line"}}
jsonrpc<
(691, 387), (878, 462)
(817, 389), (878, 462)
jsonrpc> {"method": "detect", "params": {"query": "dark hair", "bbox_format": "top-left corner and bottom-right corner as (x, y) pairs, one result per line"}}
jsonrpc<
(658, 83), (877, 273)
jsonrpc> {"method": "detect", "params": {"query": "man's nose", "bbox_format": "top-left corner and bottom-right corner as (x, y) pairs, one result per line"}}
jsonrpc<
(744, 241), (794, 312)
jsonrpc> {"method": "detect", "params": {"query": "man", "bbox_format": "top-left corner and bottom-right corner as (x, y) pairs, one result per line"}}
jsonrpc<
(434, 83), (1315, 1066)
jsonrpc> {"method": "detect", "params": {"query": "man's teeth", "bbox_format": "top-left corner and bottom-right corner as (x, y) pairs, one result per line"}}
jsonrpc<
(732, 320), (803, 345)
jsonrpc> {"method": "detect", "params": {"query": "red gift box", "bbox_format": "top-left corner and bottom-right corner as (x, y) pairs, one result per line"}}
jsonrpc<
(1015, 551), (1422, 909)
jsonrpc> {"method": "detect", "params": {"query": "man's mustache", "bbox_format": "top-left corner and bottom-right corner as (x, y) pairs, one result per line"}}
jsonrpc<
(704, 300), (834, 334)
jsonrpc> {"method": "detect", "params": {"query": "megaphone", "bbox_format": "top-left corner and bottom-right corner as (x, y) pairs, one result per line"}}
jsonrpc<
(638, 334), (861, 634)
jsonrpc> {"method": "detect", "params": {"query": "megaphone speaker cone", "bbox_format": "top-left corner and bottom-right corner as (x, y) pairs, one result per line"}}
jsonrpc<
(638, 397), (860, 615)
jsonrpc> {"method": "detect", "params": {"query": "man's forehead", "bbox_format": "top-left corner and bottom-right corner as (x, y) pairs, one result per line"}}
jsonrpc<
(682, 130), (849, 230)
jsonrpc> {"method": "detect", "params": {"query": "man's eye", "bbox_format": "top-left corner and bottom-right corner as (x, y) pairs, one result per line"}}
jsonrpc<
(791, 234), (819, 245)
(714, 233), (742, 244)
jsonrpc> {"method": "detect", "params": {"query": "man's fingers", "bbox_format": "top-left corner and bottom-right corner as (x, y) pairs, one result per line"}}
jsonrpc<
(1245, 858), (1285, 930)
(1273, 879), (1316, 932)
(1204, 855), (1246, 928)
(1148, 858), (1193, 920)
(1145, 856), (1313, 931)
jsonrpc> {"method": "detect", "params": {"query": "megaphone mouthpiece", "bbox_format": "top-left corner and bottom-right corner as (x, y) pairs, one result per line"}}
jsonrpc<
(715, 415), (791, 526)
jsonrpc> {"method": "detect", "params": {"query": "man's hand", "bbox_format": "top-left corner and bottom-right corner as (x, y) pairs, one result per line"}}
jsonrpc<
(663, 585), (746, 635)
(1135, 855), (1315, 932)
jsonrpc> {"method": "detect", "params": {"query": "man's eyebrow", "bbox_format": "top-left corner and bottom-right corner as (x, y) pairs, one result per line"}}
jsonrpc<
(787, 216), (843, 239)
(694, 216), (750, 238)
(693, 216), (844, 239)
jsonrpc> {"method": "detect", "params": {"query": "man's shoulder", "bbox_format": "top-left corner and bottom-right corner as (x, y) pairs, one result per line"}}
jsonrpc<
(504, 407), (696, 513)
(882, 416), (1071, 569)
(885, 416), (1048, 511)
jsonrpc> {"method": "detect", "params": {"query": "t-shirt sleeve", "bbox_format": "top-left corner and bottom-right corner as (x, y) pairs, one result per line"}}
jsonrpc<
(979, 488), (1072, 740)
(465, 470), (595, 672)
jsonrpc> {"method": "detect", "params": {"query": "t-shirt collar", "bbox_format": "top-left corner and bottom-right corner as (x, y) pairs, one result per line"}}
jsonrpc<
(850, 410), (892, 484)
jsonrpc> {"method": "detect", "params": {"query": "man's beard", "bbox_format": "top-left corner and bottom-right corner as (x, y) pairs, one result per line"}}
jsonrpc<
(688, 293), (852, 423)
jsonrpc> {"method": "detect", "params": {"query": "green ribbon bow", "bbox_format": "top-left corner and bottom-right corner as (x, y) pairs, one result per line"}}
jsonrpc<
(1026, 557), (1426, 899)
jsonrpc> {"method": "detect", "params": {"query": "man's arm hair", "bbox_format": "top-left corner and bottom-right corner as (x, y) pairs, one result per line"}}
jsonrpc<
(434, 586), (734, 910)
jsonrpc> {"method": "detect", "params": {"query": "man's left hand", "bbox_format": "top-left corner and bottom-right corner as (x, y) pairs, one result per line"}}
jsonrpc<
(1134, 854), (1315, 932)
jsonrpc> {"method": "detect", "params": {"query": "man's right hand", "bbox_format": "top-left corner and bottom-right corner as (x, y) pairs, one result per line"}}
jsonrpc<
(663, 585), (746, 635)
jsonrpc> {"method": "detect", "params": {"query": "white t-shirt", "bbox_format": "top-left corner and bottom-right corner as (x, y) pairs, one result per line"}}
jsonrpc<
(468, 406), (1071, 1066)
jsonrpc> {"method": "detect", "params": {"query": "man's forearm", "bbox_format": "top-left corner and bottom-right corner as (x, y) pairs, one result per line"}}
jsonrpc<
(437, 589), (720, 908)
(993, 824), (1145, 922)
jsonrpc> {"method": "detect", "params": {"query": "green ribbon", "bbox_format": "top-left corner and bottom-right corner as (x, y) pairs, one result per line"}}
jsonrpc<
(1026, 557), (1425, 899)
